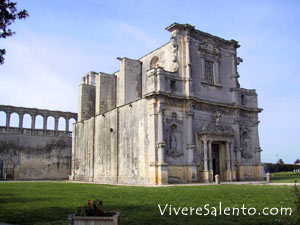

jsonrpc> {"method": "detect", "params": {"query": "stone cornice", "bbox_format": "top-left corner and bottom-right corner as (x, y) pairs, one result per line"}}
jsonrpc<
(165, 23), (239, 48)
(144, 92), (262, 113)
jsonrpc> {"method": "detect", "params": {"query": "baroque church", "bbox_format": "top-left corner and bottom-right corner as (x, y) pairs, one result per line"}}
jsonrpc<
(69, 23), (264, 185)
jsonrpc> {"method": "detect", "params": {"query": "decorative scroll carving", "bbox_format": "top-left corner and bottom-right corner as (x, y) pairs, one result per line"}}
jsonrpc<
(199, 41), (220, 58)
(170, 33), (179, 72)
(200, 122), (234, 135)
(215, 111), (221, 128)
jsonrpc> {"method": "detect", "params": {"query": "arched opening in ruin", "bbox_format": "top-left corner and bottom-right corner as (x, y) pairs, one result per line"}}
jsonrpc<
(47, 116), (55, 130)
(9, 112), (19, 127)
(0, 111), (6, 126)
(58, 117), (66, 131)
(23, 114), (31, 129)
(69, 118), (76, 132)
(35, 115), (43, 129)
(1, 159), (15, 179)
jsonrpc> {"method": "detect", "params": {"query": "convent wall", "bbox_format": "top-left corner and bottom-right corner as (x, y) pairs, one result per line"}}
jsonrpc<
(0, 105), (77, 180)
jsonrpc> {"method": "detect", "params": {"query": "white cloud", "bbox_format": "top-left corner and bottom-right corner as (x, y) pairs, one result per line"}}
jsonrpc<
(117, 22), (160, 49)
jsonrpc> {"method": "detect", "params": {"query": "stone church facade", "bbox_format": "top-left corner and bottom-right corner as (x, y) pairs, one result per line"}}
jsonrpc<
(70, 23), (264, 185)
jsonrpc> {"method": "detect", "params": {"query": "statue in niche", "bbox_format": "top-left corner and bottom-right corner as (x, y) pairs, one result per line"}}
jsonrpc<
(241, 131), (252, 159)
(170, 133), (177, 149)
(166, 124), (183, 159)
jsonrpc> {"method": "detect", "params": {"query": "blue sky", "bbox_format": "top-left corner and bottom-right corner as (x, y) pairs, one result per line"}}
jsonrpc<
(0, 0), (299, 163)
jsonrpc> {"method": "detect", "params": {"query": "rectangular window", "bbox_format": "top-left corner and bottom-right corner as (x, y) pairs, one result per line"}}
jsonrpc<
(204, 60), (214, 84)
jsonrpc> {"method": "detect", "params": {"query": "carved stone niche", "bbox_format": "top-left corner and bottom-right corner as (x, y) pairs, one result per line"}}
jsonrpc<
(240, 129), (253, 161)
(165, 112), (183, 162)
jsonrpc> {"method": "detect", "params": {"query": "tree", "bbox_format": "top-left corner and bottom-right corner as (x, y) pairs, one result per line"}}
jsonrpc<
(0, 0), (28, 64)
(277, 158), (284, 164)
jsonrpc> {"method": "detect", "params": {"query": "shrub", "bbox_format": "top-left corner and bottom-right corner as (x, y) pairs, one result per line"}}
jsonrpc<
(282, 182), (300, 225)
(75, 199), (104, 216)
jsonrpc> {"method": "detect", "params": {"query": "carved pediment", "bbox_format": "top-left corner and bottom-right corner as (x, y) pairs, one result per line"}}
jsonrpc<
(199, 41), (220, 57)
(200, 122), (234, 135)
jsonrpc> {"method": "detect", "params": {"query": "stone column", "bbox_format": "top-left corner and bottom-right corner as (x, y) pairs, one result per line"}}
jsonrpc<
(187, 110), (195, 164)
(230, 142), (236, 181)
(43, 115), (48, 130)
(203, 140), (208, 171)
(203, 139), (209, 182)
(69, 123), (76, 181)
(208, 141), (213, 171)
(65, 118), (69, 132)
(31, 114), (36, 129)
(208, 140), (213, 182)
(186, 108), (197, 182)
(253, 121), (262, 164)
(185, 36), (192, 79)
(157, 105), (166, 164)
(54, 116), (59, 131)
(19, 113), (24, 129)
(254, 147), (262, 164)
(226, 142), (232, 181)
(184, 35), (193, 96)
(6, 112), (10, 127)
(156, 101), (168, 184)
(235, 148), (242, 165)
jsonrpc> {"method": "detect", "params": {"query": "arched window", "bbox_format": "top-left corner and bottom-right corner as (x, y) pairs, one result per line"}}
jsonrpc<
(9, 113), (19, 127)
(23, 114), (31, 128)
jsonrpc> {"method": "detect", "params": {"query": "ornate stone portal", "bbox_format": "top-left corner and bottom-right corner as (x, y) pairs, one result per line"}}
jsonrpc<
(70, 23), (264, 185)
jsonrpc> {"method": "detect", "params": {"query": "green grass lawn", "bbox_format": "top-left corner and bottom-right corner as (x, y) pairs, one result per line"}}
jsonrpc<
(0, 182), (297, 225)
(271, 172), (300, 183)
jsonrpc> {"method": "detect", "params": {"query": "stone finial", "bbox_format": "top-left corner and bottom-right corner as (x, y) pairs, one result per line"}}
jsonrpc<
(266, 173), (271, 183)
(215, 174), (220, 184)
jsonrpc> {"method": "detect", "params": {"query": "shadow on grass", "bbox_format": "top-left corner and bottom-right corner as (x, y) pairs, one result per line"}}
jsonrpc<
(0, 206), (73, 225)
(0, 203), (286, 225)
(0, 197), (62, 205)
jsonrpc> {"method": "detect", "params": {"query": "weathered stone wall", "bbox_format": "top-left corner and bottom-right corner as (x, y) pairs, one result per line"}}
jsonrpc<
(0, 105), (77, 180)
(0, 129), (72, 179)
(72, 99), (150, 184)
(117, 99), (149, 184)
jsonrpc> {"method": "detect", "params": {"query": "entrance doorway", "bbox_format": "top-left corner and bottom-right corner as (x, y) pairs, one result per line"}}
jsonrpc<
(1, 160), (15, 179)
(212, 144), (220, 182)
